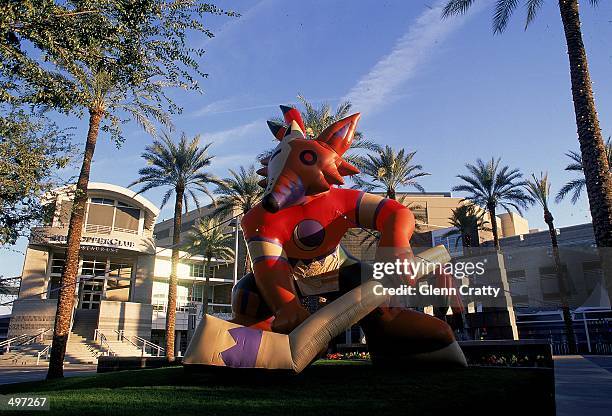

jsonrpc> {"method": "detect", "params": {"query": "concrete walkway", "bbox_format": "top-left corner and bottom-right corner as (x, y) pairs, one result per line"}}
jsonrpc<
(554, 355), (612, 416)
(0, 365), (98, 385)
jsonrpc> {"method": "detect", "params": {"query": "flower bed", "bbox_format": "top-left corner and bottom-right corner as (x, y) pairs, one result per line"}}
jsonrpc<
(326, 352), (370, 361)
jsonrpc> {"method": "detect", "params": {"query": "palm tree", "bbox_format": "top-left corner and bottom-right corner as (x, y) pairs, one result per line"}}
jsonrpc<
(452, 158), (533, 250)
(354, 145), (430, 200)
(260, 95), (380, 165)
(183, 217), (235, 314)
(443, 204), (490, 248)
(442, 0), (612, 249)
(46, 69), (173, 379)
(212, 165), (263, 272)
(556, 137), (612, 204)
(130, 133), (219, 360)
(525, 172), (577, 353)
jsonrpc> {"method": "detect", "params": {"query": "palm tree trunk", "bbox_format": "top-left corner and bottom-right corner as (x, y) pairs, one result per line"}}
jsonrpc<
(487, 204), (500, 251)
(47, 109), (103, 379)
(462, 232), (471, 248)
(387, 188), (396, 200)
(545, 210), (577, 354)
(166, 187), (183, 361)
(558, 0), (612, 248)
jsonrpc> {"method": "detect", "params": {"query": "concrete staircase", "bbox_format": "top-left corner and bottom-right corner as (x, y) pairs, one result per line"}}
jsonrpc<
(1, 309), (154, 365)
(1, 332), (153, 366)
(102, 339), (152, 358)
(63, 332), (105, 364)
(0, 342), (51, 366)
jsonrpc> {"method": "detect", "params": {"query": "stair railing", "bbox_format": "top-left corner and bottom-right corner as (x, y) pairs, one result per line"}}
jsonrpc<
(0, 328), (50, 353)
(114, 330), (142, 355)
(115, 330), (164, 357)
(36, 345), (51, 365)
(94, 329), (116, 357)
(22, 328), (52, 346)
(0, 334), (29, 353)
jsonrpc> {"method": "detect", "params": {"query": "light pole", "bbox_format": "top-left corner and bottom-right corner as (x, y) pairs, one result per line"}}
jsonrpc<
(230, 216), (240, 286)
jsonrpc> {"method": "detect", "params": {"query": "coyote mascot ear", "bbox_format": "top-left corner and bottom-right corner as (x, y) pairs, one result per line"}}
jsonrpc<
(316, 113), (361, 156)
(315, 114), (361, 176)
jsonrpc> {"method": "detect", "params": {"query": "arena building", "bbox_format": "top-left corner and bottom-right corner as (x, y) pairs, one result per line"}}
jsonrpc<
(7, 183), (235, 357)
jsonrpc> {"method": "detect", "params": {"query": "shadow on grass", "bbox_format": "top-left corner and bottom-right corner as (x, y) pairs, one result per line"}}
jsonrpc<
(0, 361), (555, 416)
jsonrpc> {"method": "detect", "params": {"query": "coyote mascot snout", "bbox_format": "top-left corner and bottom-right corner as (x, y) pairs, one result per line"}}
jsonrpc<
(184, 106), (467, 372)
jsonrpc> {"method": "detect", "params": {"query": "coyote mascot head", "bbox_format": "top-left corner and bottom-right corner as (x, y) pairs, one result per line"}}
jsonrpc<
(257, 105), (360, 213)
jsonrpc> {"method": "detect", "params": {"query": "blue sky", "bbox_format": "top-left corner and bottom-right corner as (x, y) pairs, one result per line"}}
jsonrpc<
(1, 0), (611, 278)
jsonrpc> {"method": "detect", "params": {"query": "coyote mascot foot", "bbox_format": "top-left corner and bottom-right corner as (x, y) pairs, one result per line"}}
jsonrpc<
(184, 106), (467, 372)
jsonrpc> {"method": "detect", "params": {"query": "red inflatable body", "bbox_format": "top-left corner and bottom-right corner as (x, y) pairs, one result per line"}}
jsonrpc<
(231, 106), (466, 365)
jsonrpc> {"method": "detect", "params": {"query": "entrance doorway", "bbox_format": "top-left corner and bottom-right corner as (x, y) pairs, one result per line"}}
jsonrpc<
(79, 278), (104, 309)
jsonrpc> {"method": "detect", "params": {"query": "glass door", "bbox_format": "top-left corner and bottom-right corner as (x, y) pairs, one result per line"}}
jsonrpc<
(79, 278), (104, 309)
(78, 256), (107, 309)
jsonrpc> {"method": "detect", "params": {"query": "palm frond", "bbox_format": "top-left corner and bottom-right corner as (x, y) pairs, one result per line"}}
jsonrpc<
(556, 178), (586, 204)
(131, 131), (218, 217)
(525, 0), (544, 29)
(442, 0), (476, 18)
(493, 0), (519, 34)
(353, 145), (429, 195)
(454, 156), (531, 216)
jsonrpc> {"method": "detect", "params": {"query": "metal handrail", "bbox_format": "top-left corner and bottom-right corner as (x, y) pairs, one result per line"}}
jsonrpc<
(114, 330), (164, 357)
(0, 328), (50, 353)
(0, 334), (29, 352)
(113, 329), (143, 357)
(94, 329), (116, 356)
(114, 330), (139, 347)
(132, 335), (164, 357)
(36, 345), (51, 365)
(22, 328), (51, 346)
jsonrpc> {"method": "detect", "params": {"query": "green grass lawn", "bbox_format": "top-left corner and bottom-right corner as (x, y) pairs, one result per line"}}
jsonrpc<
(0, 361), (555, 416)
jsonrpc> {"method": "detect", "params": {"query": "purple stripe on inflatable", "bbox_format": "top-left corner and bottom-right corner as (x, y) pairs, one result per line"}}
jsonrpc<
(220, 327), (263, 368)
(372, 198), (388, 228)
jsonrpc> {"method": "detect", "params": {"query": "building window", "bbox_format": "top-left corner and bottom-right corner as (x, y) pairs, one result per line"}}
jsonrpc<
(114, 202), (140, 232)
(539, 265), (572, 292)
(109, 261), (132, 279)
(48, 277), (61, 299)
(155, 228), (170, 240)
(433, 233), (463, 257)
(106, 261), (133, 302)
(190, 263), (205, 278)
(50, 253), (66, 275)
(85, 198), (141, 234)
(81, 256), (107, 276)
(86, 202), (114, 230)
(57, 200), (72, 226)
(91, 197), (114, 205)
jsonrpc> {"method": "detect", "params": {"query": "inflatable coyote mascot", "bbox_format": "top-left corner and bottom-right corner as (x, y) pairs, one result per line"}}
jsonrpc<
(184, 106), (467, 372)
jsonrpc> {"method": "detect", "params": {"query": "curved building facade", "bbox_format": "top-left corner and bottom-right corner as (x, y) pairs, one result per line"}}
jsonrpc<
(9, 182), (236, 356)
(10, 183), (160, 342)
